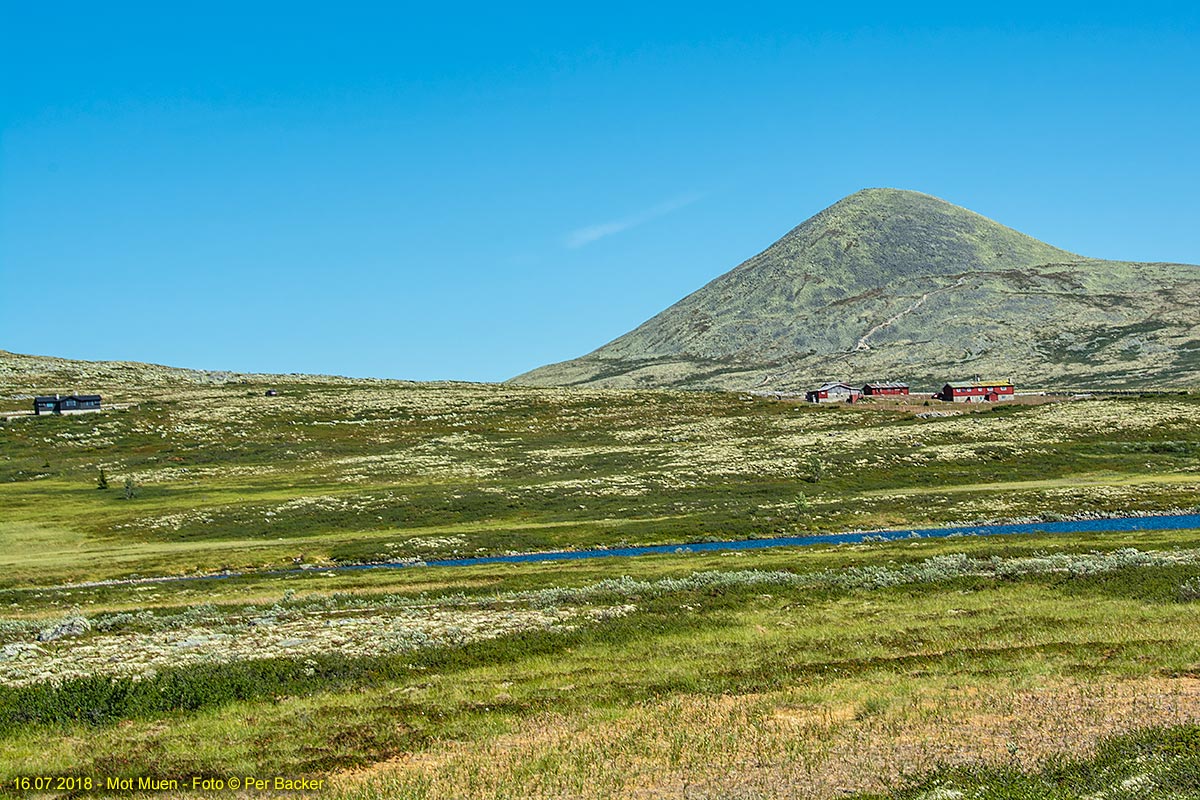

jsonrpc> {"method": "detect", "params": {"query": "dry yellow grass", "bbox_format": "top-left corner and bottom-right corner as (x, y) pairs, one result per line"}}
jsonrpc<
(332, 676), (1200, 799)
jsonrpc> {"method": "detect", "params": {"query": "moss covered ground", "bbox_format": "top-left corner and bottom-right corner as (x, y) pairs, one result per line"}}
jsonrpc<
(1, 362), (1198, 797)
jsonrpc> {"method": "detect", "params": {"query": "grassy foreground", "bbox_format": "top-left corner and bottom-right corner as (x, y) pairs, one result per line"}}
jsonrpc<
(1, 358), (1199, 797)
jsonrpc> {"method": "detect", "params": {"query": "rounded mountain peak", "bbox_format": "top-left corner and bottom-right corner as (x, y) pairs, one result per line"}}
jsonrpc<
(822, 187), (992, 221)
(757, 188), (1079, 285)
(841, 187), (944, 202)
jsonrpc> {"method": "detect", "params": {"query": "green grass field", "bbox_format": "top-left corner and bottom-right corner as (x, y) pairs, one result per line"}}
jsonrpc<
(2, 363), (1199, 798)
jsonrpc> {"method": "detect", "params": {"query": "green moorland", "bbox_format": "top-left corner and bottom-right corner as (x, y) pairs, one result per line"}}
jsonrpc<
(2, 357), (1200, 798)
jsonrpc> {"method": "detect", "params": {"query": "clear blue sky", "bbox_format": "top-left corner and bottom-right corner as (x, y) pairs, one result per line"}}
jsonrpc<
(2, 2), (1198, 381)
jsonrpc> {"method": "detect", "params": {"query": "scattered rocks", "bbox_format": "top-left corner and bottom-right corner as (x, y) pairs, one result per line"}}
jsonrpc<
(36, 616), (91, 642)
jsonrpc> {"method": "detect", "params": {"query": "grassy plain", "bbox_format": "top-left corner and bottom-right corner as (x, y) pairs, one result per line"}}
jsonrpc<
(1, 356), (1199, 798)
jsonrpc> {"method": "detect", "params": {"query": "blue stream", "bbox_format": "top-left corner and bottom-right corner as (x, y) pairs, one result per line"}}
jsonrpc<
(346, 513), (1200, 571)
(84, 513), (1200, 587)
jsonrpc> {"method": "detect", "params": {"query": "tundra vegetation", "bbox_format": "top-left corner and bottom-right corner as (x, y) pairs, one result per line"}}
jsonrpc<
(1, 352), (1199, 798)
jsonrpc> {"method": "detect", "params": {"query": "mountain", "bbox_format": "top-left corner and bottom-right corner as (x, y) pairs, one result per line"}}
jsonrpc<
(513, 189), (1200, 391)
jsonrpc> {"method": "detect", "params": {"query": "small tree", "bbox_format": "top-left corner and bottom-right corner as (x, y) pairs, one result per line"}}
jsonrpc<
(803, 455), (823, 484)
(122, 476), (139, 500)
(96, 468), (109, 490)
(794, 491), (811, 523)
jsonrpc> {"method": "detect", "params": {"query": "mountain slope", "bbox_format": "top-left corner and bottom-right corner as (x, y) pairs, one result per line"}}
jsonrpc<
(513, 189), (1200, 390)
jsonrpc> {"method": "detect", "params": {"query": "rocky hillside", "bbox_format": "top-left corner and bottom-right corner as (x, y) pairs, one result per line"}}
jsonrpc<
(513, 189), (1200, 390)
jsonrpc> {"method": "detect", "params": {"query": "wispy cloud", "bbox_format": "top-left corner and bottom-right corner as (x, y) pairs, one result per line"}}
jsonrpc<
(564, 193), (705, 249)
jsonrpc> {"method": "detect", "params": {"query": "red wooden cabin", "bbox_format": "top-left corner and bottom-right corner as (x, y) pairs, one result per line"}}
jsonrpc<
(862, 382), (910, 396)
(936, 381), (1015, 403)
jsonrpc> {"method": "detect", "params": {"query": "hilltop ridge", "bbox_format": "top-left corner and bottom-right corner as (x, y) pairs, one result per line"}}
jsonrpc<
(0, 350), (417, 403)
(514, 189), (1200, 390)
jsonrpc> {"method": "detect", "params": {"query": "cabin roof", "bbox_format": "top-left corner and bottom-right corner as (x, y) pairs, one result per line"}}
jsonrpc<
(944, 381), (1013, 389)
(34, 394), (101, 403)
(863, 382), (909, 389)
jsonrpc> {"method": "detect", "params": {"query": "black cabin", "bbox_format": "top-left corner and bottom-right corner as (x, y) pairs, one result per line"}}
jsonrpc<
(33, 394), (102, 415)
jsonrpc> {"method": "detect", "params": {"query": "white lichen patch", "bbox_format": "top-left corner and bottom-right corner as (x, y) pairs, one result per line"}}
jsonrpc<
(0, 604), (635, 687)
(391, 535), (469, 551)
